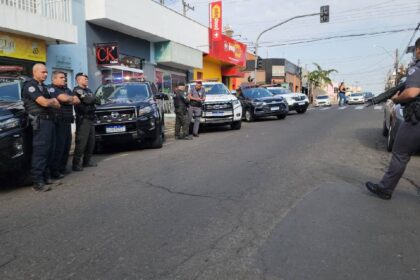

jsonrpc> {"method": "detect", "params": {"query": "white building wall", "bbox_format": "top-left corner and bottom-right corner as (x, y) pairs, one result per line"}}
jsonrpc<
(85, 0), (208, 53)
(0, 1), (77, 44)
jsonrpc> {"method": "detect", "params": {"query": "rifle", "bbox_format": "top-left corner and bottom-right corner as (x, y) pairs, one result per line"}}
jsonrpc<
(368, 82), (405, 106)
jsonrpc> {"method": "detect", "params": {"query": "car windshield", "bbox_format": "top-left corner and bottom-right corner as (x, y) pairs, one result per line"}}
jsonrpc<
(351, 93), (363, 97)
(267, 88), (291, 95)
(0, 79), (21, 102)
(95, 83), (151, 104)
(243, 88), (273, 99)
(190, 83), (230, 95)
(363, 92), (373, 97)
(317, 95), (329, 100)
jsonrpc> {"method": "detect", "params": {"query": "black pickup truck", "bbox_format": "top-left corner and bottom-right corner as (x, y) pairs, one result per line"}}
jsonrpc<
(0, 71), (31, 178)
(94, 81), (165, 149)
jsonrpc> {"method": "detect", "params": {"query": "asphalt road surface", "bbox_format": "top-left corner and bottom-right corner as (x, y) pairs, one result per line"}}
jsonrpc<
(1, 105), (420, 280)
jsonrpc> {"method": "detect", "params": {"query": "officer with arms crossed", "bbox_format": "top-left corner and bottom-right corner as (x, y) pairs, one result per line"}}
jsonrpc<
(49, 71), (80, 178)
(366, 37), (420, 200)
(174, 82), (193, 140)
(72, 73), (98, 171)
(187, 81), (206, 137)
(22, 63), (61, 192)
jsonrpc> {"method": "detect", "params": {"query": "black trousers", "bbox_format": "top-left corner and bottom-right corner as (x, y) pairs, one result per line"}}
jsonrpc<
(31, 119), (56, 183)
(380, 121), (420, 191)
(50, 122), (72, 174)
(73, 118), (95, 165)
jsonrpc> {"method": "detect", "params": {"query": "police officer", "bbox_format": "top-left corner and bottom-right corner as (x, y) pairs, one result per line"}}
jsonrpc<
(22, 63), (61, 192)
(187, 81), (206, 137)
(366, 37), (420, 200)
(173, 82), (192, 140)
(72, 73), (98, 171)
(49, 71), (80, 178)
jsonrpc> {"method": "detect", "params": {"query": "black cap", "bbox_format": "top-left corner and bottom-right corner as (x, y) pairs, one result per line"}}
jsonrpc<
(177, 82), (185, 86)
(75, 72), (88, 79)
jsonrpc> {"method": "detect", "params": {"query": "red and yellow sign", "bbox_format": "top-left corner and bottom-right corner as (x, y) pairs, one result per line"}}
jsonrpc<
(210, 1), (222, 42)
(210, 34), (247, 67)
(0, 32), (46, 62)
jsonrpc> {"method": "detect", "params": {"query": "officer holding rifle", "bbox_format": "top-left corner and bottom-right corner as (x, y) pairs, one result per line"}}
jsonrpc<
(366, 37), (420, 200)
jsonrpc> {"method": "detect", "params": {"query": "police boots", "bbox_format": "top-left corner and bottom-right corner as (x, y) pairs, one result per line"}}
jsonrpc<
(72, 159), (83, 172)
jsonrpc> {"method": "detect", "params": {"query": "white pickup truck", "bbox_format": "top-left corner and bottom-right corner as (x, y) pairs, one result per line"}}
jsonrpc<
(187, 82), (242, 130)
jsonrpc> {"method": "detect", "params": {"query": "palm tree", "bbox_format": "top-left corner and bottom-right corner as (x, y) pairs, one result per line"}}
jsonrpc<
(306, 63), (337, 103)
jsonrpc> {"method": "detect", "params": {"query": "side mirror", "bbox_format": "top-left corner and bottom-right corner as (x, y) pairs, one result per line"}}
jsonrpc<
(154, 93), (164, 100)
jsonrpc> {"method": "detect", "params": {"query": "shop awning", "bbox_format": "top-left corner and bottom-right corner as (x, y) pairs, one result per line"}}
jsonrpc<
(103, 65), (144, 73)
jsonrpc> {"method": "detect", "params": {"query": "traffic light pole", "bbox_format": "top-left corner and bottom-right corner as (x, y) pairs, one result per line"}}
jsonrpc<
(253, 13), (320, 84)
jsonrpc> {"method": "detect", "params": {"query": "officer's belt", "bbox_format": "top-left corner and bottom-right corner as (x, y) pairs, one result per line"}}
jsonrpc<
(38, 114), (55, 120)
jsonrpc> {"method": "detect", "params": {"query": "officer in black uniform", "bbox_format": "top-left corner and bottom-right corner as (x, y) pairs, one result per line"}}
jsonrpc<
(22, 63), (61, 192)
(72, 73), (99, 171)
(366, 37), (420, 200)
(173, 82), (193, 140)
(49, 71), (81, 178)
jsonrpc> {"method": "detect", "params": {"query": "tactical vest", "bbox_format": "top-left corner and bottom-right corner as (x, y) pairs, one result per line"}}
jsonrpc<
(22, 80), (53, 117)
(173, 90), (188, 110)
(74, 86), (96, 118)
(53, 86), (74, 123)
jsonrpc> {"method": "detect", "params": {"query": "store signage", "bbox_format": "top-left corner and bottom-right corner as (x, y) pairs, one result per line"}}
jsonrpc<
(210, 35), (247, 67)
(96, 43), (119, 65)
(210, 1), (222, 41)
(0, 32), (46, 62)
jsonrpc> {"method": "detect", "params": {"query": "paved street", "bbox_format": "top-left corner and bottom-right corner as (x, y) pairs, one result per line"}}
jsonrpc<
(1, 105), (420, 280)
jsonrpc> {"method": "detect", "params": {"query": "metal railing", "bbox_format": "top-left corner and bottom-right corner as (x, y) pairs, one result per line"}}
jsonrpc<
(0, 0), (72, 23)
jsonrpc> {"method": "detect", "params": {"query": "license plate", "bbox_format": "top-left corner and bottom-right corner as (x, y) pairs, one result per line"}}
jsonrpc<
(105, 125), (126, 133)
(208, 111), (224, 116)
(298, 102), (305, 105)
(271, 107), (280, 111)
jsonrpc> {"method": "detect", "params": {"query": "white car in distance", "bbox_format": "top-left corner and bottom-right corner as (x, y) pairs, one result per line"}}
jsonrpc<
(314, 95), (331, 107)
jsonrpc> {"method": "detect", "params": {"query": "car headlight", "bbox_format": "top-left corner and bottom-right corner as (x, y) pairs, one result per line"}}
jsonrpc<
(138, 106), (153, 116)
(233, 100), (240, 106)
(252, 101), (264, 107)
(0, 118), (20, 132)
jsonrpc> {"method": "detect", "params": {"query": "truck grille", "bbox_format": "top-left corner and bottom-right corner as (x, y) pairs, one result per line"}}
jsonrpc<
(204, 102), (233, 111)
(292, 96), (306, 101)
(95, 107), (136, 123)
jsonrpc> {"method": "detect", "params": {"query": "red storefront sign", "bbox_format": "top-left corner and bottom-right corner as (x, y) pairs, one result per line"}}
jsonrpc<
(210, 1), (222, 41)
(222, 66), (244, 77)
(210, 35), (247, 67)
(95, 43), (119, 65)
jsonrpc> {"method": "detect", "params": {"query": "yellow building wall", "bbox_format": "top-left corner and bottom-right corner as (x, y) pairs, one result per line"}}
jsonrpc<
(194, 58), (222, 82)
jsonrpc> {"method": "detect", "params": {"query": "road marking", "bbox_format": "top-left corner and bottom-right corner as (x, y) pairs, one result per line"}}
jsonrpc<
(374, 106), (383, 110)
(104, 153), (129, 161)
(338, 106), (347, 110)
(355, 106), (365, 110)
(319, 107), (331, 111)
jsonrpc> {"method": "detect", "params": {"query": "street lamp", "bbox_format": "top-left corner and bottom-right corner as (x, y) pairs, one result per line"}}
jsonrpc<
(253, 12), (324, 84)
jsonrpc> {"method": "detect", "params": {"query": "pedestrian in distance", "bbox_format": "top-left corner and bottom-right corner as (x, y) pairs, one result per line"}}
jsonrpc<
(173, 82), (193, 140)
(187, 80), (206, 137)
(21, 63), (61, 192)
(338, 82), (346, 107)
(366, 37), (420, 200)
(48, 71), (80, 179)
(72, 73), (99, 172)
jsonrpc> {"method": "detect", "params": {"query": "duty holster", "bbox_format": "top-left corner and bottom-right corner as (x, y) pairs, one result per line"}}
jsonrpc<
(28, 114), (40, 131)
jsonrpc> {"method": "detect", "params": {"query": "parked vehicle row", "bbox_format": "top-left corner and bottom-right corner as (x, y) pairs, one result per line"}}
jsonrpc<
(0, 78), (310, 179)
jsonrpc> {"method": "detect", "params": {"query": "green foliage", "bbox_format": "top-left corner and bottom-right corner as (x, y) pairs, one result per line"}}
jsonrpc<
(306, 63), (337, 88)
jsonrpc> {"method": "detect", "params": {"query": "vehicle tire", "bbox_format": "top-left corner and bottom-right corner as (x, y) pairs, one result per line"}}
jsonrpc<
(245, 109), (255, 122)
(387, 125), (394, 152)
(296, 108), (307, 114)
(231, 121), (242, 130)
(149, 125), (163, 149)
(382, 119), (389, 137)
(277, 114), (286, 120)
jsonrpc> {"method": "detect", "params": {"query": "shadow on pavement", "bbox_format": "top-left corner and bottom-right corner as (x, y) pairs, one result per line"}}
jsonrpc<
(354, 127), (387, 151)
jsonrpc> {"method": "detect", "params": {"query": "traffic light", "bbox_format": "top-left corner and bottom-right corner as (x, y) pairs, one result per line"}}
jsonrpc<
(320, 5), (329, 23)
(257, 57), (263, 69)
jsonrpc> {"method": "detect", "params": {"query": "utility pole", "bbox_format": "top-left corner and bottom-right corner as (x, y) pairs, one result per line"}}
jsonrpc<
(160, 0), (164, 4)
(253, 12), (322, 84)
(182, 0), (194, 16)
(394, 48), (399, 86)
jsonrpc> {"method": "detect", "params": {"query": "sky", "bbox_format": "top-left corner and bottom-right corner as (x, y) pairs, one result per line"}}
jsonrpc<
(163, 0), (420, 94)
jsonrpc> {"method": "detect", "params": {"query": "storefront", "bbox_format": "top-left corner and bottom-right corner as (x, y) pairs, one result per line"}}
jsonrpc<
(194, 33), (246, 90)
(85, 23), (151, 91)
(0, 31), (47, 76)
